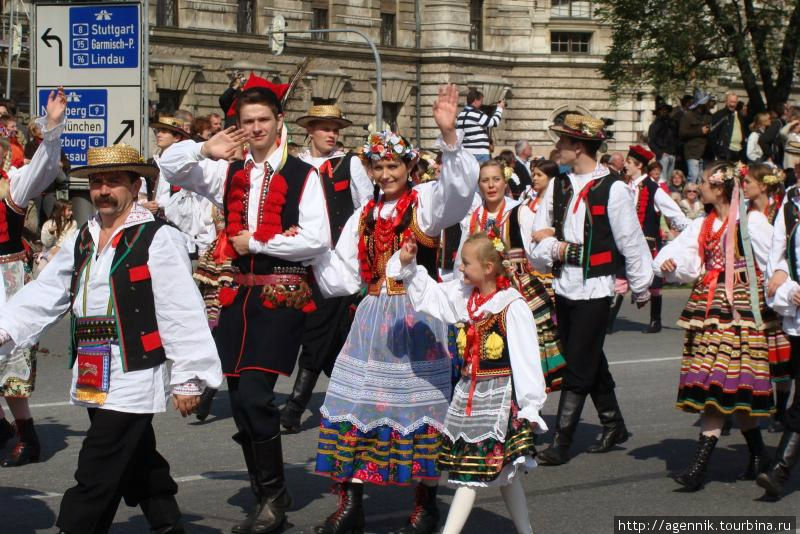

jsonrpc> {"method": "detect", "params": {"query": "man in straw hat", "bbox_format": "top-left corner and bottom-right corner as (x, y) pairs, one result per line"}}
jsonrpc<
(0, 144), (223, 533)
(607, 145), (688, 335)
(0, 87), (67, 469)
(277, 104), (372, 434)
(159, 75), (330, 534)
(530, 114), (653, 465)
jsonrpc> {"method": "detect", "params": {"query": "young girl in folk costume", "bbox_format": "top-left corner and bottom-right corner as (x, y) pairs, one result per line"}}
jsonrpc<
(458, 159), (565, 392)
(654, 161), (777, 491)
(390, 231), (546, 534)
(310, 84), (479, 534)
(742, 164), (793, 433)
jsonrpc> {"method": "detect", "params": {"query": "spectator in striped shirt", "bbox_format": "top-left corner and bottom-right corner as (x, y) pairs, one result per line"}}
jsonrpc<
(456, 88), (505, 162)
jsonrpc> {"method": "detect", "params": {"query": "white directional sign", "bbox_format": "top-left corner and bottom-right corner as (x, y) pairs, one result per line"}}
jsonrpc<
(33, 1), (146, 167)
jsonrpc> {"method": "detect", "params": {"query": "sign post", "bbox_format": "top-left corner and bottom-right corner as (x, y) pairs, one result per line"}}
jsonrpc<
(32, 1), (147, 173)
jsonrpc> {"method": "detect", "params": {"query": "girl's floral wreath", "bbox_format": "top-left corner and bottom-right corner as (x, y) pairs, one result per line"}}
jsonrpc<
(708, 164), (739, 185)
(763, 169), (786, 186)
(362, 131), (418, 163)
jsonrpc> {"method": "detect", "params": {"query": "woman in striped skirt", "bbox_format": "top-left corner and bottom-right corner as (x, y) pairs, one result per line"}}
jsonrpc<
(654, 161), (776, 491)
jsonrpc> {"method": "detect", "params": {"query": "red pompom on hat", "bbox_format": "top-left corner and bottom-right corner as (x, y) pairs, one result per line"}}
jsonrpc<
(226, 72), (290, 117)
(628, 145), (655, 167)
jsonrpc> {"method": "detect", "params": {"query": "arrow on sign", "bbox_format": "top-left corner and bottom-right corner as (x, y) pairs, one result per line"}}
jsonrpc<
(41, 28), (63, 67)
(113, 120), (135, 144)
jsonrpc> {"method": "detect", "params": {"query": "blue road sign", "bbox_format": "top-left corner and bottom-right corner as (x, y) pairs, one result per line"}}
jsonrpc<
(69, 5), (138, 69)
(39, 88), (108, 166)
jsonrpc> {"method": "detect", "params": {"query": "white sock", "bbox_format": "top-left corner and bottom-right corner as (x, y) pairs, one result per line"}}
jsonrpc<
(441, 486), (477, 534)
(500, 477), (533, 534)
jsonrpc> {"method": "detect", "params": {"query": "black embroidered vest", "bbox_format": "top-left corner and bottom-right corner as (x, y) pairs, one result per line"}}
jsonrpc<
(360, 200), (439, 296)
(637, 178), (662, 242)
(69, 220), (167, 372)
(457, 307), (511, 378)
(552, 170), (622, 279)
(319, 153), (356, 247)
(223, 155), (315, 276)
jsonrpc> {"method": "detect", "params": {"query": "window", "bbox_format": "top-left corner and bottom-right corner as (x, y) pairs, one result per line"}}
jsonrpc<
(469, 0), (483, 51)
(383, 102), (402, 133)
(551, 0), (592, 18)
(550, 32), (591, 53)
(156, 0), (178, 27)
(381, 13), (396, 47)
(156, 89), (182, 116)
(311, 8), (329, 41)
(237, 0), (255, 33)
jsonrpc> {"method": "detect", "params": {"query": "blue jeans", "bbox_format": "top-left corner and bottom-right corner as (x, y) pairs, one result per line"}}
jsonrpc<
(473, 153), (491, 163)
(686, 159), (703, 184)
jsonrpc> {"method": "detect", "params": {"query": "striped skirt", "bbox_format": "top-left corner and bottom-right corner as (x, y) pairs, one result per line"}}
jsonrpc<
(315, 419), (441, 485)
(675, 272), (776, 416)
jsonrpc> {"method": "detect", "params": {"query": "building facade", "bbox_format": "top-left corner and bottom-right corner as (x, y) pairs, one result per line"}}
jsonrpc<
(147, 0), (650, 153)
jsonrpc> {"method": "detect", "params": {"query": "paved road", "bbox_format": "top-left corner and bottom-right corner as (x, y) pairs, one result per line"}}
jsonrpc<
(1, 288), (798, 534)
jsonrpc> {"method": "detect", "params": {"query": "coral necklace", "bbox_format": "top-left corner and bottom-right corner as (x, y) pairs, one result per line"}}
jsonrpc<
(467, 287), (498, 321)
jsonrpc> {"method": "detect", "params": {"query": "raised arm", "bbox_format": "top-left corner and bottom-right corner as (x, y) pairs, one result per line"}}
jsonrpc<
(9, 88), (67, 208)
(157, 127), (248, 207)
(416, 84), (480, 236)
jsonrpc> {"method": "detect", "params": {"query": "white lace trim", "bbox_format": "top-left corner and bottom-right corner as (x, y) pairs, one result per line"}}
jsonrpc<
(320, 406), (446, 435)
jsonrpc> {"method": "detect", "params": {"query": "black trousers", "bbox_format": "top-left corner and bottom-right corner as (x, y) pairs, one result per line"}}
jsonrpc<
(784, 337), (800, 432)
(297, 295), (357, 377)
(228, 371), (280, 442)
(556, 295), (616, 395)
(56, 409), (179, 534)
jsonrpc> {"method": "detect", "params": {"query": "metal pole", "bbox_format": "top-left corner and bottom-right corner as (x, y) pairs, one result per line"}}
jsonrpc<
(276, 29), (382, 129)
(5, 0), (15, 99)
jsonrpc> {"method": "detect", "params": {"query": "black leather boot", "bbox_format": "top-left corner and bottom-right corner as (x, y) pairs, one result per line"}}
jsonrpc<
(643, 295), (662, 333)
(249, 435), (292, 534)
(586, 390), (630, 453)
(231, 432), (262, 534)
(738, 427), (770, 480)
(606, 294), (623, 334)
(195, 388), (218, 422)
(770, 388), (790, 433)
(141, 495), (184, 534)
(2, 418), (40, 467)
(672, 434), (718, 491)
(756, 431), (800, 498)
(280, 368), (320, 434)
(314, 482), (365, 534)
(388, 483), (439, 534)
(537, 391), (587, 465)
(0, 418), (13, 449)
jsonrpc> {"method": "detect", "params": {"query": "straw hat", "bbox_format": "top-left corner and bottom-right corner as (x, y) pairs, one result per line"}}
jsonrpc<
(70, 144), (159, 180)
(549, 114), (606, 141)
(150, 115), (189, 138)
(295, 105), (352, 129)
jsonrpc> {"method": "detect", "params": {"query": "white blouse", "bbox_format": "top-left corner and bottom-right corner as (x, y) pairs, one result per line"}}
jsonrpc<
(653, 210), (773, 285)
(310, 133), (480, 297)
(386, 253), (548, 431)
(0, 204), (223, 414)
(767, 192), (800, 335)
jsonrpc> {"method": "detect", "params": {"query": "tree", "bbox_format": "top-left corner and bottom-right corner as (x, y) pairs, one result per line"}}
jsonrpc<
(594, 0), (800, 113)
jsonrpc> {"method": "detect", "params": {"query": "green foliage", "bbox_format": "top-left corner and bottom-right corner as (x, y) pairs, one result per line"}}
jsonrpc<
(594, 0), (800, 112)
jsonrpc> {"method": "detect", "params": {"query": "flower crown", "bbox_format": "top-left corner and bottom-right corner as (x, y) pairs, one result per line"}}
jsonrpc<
(708, 165), (737, 185)
(763, 170), (786, 186)
(362, 131), (418, 163)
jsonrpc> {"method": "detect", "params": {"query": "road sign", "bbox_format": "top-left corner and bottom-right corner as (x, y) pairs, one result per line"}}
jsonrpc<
(33, 1), (147, 172)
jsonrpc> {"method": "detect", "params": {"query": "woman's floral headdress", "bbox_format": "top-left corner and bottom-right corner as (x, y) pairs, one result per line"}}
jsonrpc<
(708, 165), (738, 185)
(763, 169), (786, 186)
(362, 131), (418, 163)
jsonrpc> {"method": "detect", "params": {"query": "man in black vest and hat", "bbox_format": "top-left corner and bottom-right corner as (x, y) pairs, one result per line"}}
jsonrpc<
(0, 144), (223, 533)
(530, 114), (653, 465)
(159, 78), (330, 534)
(277, 104), (371, 433)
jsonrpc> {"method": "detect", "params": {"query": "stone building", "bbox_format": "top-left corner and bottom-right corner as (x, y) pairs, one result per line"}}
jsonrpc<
(147, 0), (648, 153)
